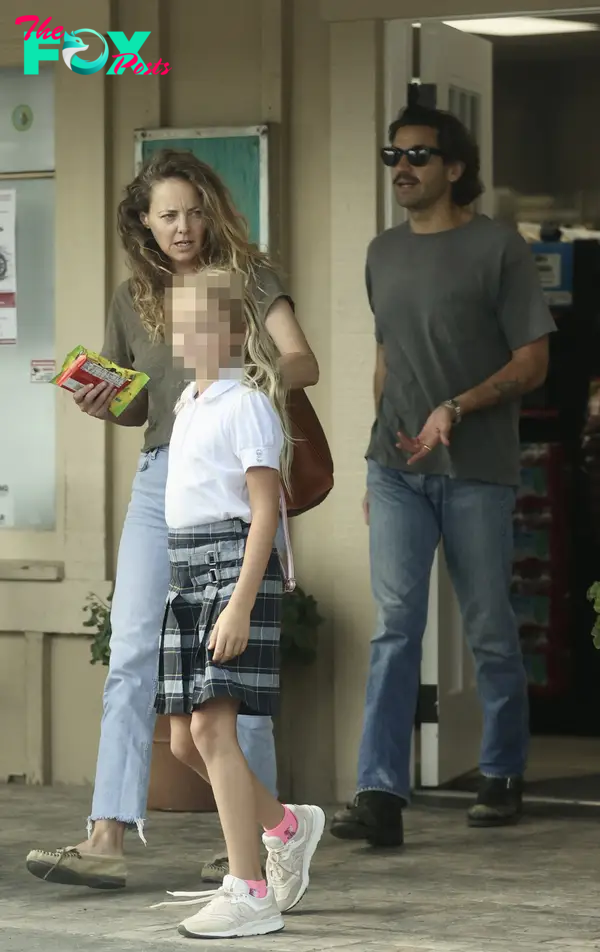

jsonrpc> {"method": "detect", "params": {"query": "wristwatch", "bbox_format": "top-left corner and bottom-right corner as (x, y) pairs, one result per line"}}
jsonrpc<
(443, 398), (462, 425)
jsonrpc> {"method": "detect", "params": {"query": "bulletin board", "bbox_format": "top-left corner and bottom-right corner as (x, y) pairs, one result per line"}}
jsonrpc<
(133, 125), (269, 249)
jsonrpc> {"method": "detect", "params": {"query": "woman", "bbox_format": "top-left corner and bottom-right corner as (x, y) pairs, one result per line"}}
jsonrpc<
(25, 149), (319, 890)
(148, 268), (324, 939)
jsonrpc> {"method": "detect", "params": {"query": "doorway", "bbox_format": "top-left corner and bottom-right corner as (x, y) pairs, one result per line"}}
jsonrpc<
(382, 10), (600, 807)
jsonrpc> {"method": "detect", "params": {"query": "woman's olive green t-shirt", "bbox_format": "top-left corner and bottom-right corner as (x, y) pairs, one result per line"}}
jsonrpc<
(101, 267), (292, 452)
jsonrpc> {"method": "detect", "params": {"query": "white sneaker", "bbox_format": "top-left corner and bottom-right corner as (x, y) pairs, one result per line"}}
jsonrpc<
(263, 804), (326, 912)
(152, 875), (284, 939)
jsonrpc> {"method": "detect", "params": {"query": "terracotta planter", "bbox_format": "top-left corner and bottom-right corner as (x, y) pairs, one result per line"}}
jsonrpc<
(147, 715), (217, 813)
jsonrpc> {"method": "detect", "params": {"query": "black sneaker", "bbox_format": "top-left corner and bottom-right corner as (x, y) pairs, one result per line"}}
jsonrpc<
(330, 791), (404, 847)
(467, 776), (524, 827)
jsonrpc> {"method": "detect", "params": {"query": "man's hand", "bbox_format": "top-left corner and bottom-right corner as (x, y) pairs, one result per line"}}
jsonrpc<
(208, 604), (251, 664)
(396, 405), (454, 465)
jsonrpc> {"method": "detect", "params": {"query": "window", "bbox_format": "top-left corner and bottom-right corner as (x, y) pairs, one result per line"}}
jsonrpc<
(0, 68), (55, 530)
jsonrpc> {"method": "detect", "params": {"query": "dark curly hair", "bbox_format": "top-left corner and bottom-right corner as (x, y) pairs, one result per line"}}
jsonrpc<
(388, 105), (483, 207)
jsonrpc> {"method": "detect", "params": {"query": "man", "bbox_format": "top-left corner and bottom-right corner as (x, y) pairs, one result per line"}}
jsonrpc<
(330, 105), (555, 848)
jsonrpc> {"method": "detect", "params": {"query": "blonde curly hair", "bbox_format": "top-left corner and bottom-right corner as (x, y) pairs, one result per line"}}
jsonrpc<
(119, 150), (292, 487)
(117, 147), (270, 342)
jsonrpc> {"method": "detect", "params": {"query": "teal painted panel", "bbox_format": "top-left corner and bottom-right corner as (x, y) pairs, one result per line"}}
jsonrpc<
(141, 136), (261, 244)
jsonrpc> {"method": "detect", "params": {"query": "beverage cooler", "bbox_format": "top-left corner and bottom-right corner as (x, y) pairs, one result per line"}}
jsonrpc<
(515, 239), (600, 732)
(513, 441), (569, 696)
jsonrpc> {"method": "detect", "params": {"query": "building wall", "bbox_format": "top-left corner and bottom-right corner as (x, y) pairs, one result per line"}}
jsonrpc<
(0, 0), (335, 803)
(1, 0), (598, 803)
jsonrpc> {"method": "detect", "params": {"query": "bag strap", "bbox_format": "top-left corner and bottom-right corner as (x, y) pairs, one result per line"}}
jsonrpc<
(279, 485), (296, 593)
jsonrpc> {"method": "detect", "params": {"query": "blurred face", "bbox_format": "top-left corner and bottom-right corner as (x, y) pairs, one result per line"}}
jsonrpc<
(384, 125), (463, 212)
(141, 177), (205, 272)
(167, 271), (245, 381)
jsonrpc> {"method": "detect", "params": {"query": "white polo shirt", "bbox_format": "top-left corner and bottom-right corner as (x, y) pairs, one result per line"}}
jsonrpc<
(165, 378), (284, 530)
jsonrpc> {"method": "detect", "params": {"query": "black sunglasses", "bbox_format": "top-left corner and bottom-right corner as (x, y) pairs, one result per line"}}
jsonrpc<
(380, 146), (443, 168)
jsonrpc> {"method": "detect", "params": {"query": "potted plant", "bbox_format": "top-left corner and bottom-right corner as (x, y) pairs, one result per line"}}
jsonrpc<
(587, 581), (600, 648)
(83, 584), (323, 811)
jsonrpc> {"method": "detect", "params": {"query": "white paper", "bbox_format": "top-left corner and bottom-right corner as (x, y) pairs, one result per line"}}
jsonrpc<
(534, 253), (561, 288)
(0, 189), (16, 294)
(0, 483), (14, 528)
(30, 359), (56, 383)
(0, 303), (16, 343)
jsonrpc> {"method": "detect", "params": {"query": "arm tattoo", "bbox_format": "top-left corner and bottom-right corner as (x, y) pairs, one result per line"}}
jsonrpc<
(493, 379), (524, 402)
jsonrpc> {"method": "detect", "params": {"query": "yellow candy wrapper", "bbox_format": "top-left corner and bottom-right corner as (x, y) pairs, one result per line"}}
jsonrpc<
(51, 345), (149, 418)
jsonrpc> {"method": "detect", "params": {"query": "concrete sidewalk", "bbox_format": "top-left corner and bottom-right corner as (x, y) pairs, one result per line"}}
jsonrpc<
(1, 784), (600, 951)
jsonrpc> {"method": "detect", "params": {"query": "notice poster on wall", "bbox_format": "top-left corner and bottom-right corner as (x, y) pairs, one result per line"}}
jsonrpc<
(30, 358), (56, 383)
(0, 189), (16, 344)
(0, 483), (14, 528)
(0, 190), (16, 292)
(0, 293), (16, 343)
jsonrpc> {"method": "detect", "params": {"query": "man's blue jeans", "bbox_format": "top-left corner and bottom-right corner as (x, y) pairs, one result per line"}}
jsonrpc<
(357, 460), (529, 803)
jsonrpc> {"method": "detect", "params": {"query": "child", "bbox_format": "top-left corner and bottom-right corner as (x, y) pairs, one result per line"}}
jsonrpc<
(152, 270), (325, 940)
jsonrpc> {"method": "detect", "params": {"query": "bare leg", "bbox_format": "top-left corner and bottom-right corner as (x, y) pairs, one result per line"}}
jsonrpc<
(171, 713), (284, 833)
(170, 715), (206, 776)
(63, 821), (125, 858)
(190, 699), (284, 883)
(170, 708), (324, 920)
(80, 821), (126, 855)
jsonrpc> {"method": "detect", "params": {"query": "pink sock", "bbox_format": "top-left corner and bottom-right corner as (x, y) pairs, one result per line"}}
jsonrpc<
(245, 878), (267, 899)
(264, 805), (298, 845)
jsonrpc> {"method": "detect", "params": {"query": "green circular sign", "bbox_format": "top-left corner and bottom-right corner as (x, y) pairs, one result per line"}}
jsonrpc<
(12, 104), (33, 132)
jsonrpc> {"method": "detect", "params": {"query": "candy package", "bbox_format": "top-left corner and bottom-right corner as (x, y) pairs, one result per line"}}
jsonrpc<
(51, 345), (149, 418)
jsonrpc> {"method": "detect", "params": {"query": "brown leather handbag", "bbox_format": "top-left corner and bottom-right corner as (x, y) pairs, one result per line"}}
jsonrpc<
(284, 389), (334, 516)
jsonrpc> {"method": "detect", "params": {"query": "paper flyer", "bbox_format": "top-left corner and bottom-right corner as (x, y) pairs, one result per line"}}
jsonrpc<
(0, 190), (16, 344)
(0, 190), (16, 294)
(0, 483), (14, 528)
(0, 293), (16, 344)
(31, 358), (56, 383)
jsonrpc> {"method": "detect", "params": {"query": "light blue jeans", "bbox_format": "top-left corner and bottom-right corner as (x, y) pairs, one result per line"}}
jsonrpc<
(89, 446), (278, 840)
(356, 460), (529, 803)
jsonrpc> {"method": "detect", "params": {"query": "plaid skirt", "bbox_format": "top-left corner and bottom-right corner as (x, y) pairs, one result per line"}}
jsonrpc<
(154, 518), (283, 718)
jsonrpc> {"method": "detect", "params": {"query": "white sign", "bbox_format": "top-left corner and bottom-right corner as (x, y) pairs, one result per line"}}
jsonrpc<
(0, 300), (16, 343)
(0, 189), (16, 294)
(534, 253), (561, 288)
(0, 484), (14, 528)
(0, 189), (16, 343)
(545, 290), (572, 307)
(30, 358), (55, 383)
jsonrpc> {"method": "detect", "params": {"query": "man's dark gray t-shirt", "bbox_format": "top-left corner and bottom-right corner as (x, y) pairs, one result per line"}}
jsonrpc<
(365, 215), (556, 487)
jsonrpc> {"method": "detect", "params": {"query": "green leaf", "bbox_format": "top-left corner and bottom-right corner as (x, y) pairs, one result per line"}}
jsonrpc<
(588, 582), (600, 649)
(280, 585), (323, 665)
(84, 581), (324, 668)
(84, 588), (113, 666)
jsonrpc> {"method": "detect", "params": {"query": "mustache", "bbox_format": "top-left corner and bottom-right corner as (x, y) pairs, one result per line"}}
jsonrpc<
(394, 174), (419, 185)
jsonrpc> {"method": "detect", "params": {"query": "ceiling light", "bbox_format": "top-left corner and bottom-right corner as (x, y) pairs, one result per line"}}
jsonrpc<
(440, 17), (599, 36)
